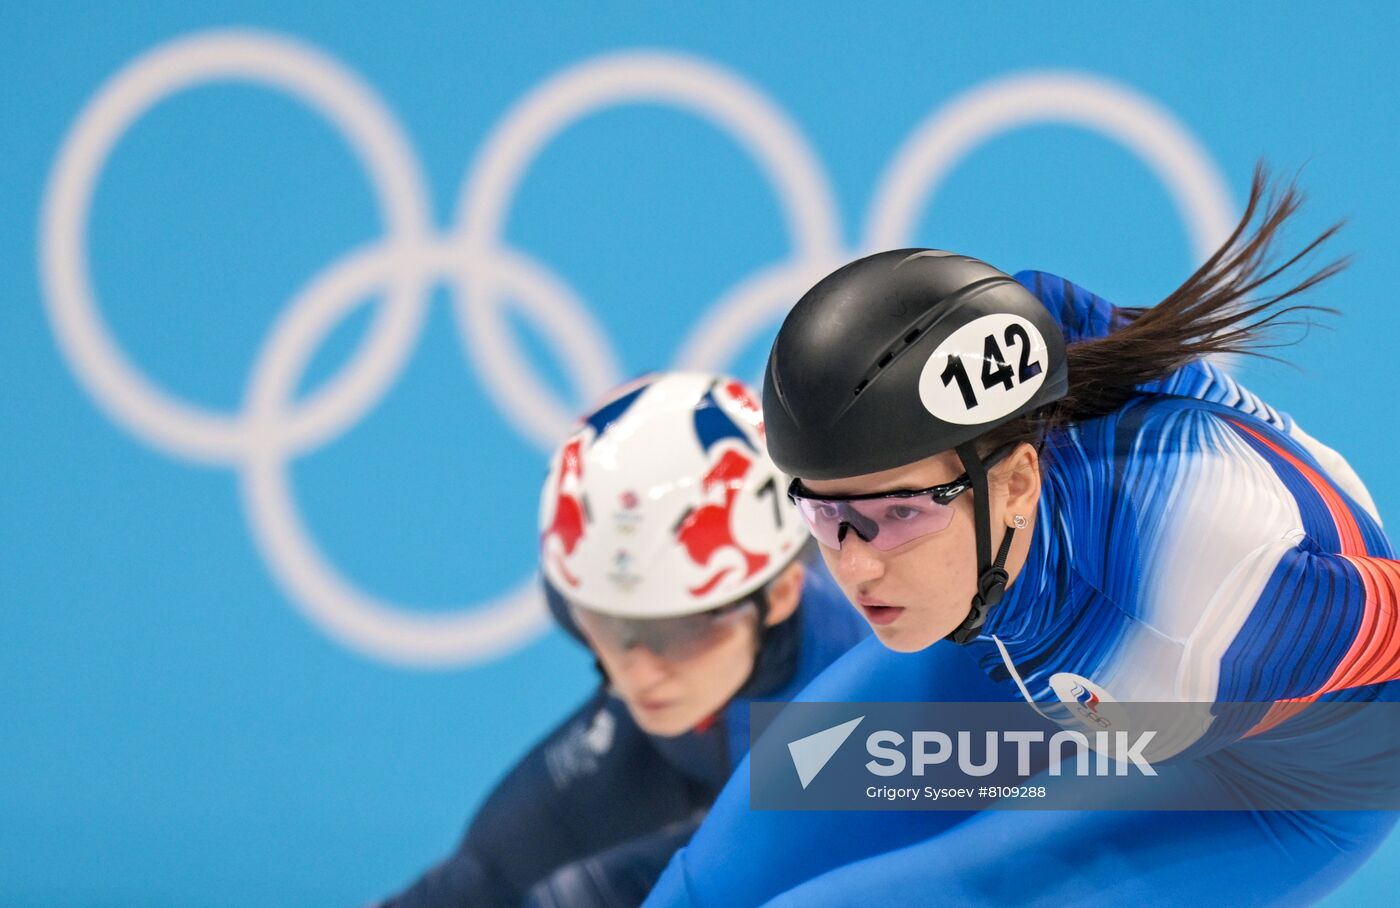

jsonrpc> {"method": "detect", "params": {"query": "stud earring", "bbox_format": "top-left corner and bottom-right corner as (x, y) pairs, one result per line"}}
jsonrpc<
(1012, 514), (1028, 529)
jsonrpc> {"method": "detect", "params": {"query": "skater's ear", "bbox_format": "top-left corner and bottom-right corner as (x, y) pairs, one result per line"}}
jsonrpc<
(764, 560), (805, 627)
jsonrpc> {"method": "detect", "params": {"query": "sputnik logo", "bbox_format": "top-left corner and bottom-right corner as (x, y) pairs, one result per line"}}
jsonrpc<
(787, 716), (865, 789)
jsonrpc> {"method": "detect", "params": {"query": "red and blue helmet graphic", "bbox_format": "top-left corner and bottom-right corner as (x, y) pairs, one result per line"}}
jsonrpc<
(539, 372), (806, 618)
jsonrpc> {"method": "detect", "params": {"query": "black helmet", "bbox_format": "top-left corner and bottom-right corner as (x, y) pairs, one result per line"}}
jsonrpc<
(762, 249), (1069, 643)
(764, 249), (1067, 480)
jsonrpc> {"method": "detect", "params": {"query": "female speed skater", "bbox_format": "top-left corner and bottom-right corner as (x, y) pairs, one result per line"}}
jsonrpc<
(644, 170), (1400, 907)
(378, 372), (1001, 907)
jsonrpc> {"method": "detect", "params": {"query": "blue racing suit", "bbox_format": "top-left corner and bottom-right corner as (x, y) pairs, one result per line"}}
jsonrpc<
(643, 272), (1398, 908)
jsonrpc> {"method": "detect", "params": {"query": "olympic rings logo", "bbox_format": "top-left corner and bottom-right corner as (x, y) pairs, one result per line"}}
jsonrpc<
(39, 28), (1236, 668)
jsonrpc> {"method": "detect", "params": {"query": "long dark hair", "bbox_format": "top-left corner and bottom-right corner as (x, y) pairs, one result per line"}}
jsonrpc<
(977, 165), (1348, 458)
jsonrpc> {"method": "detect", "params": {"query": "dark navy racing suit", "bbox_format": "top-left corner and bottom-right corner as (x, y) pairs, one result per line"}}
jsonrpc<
(378, 564), (873, 908)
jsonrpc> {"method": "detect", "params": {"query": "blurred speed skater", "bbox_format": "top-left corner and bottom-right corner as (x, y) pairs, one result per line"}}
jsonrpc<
(379, 373), (905, 907)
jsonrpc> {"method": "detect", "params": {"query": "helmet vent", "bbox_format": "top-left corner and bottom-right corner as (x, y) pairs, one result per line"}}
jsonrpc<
(852, 325), (925, 397)
(847, 276), (1010, 400)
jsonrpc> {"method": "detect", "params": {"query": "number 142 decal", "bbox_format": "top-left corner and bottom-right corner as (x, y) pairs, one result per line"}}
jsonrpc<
(940, 324), (1043, 410)
(917, 313), (1050, 425)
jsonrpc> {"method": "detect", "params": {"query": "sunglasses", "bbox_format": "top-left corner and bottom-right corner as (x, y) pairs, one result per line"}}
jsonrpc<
(569, 594), (760, 662)
(787, 445), (1013, 551)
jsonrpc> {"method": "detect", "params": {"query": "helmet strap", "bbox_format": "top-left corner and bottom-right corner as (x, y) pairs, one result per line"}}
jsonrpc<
(736, 582), (806, 701)
(949, 442), (1015, 645)
(752, 584), (771, 641)
(736, 585), (771, 693)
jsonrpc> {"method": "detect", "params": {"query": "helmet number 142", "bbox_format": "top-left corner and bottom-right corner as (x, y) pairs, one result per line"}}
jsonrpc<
(919, 315), (1049, 425)
(941, 326), (1043, 410)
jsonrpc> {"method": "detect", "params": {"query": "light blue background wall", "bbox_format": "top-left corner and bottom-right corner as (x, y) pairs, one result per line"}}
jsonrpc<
(4, 2), (1398, 904)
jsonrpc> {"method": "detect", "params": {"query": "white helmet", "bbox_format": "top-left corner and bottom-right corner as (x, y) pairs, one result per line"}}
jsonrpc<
(539, 372), (809, 619)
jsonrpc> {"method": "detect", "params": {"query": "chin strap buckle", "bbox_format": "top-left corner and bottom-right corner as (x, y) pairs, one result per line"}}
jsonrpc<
(949, 566), (1008, 645)
(978, 566), (1010, 603)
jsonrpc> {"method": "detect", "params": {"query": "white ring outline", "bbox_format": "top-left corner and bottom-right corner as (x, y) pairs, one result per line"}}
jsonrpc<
(39, 29), (434, 464)
(863, 71), (1236, 258)
(677, 71), (1238, 378)
(239, 241), (584, 665)
(450, 50), (842, 450)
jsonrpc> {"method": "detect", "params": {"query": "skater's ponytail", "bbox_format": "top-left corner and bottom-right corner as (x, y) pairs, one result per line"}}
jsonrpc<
(977, 164), (1348, 459)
